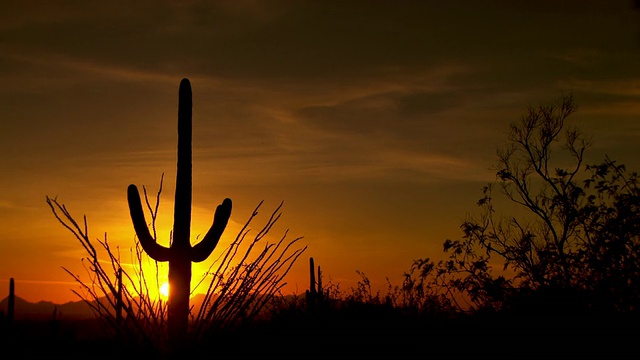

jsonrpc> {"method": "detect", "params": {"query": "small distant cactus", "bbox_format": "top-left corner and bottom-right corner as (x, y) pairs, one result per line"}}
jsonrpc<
(306, 257), (326, 311)
(50, 306), (59, 337)
(127, 78), (232, 348)
(7, 278), (14, 324)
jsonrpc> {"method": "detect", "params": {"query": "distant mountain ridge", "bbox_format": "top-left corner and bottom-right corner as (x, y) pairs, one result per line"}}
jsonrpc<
(0, 292), (300, 321)
(0, 295), (95, 320)
(0, 293), (239, 321)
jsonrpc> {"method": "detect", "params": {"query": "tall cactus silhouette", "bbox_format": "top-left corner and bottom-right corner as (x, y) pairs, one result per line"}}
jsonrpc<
(308, 257), (317, 298)
(306, 257), (325, 312)
(127, 78), (232, 347)
(8, 277), (14, 324)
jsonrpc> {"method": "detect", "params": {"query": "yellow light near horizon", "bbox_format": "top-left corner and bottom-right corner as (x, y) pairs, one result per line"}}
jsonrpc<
(160, 282), (169, 299)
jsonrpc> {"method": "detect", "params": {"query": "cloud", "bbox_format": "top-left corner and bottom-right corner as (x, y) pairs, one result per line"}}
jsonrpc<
(0, 278), (77, 286)
(558, 78), (640, 98)
(0, 200), (14, 209)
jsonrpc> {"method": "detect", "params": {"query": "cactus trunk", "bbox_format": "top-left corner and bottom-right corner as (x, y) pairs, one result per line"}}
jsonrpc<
(167, 76), (194, 344)
(317, 265), (323, 295)
(309, 257), (317, 297)
(168, 257), (191, 341)
(127, 78), (232, 350)
(8, 277), (14, 324)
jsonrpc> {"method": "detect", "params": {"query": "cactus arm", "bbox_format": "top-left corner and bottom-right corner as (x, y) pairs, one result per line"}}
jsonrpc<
(127, 184), (171, 261)
(190, 197), (232, 262)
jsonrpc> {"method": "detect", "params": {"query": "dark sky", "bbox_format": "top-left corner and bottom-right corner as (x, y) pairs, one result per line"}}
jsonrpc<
(1, 0), (640, 303)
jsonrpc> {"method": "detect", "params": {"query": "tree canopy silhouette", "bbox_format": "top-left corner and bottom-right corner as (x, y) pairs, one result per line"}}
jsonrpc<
(409, 95), (640, 314)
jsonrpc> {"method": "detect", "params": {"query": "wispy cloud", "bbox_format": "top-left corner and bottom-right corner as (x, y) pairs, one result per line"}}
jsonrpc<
(0, 200), (15, 209)
(0, 278), (77, 286)
(1, 50), (182, 87)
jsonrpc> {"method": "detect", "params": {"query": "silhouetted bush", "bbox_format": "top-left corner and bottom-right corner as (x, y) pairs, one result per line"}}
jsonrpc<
(412, 95), (640, 316)
(46, 179), (305, 353)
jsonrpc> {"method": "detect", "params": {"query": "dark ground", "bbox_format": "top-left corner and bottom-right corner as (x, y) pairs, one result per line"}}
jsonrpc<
(1, 310), (638, 360)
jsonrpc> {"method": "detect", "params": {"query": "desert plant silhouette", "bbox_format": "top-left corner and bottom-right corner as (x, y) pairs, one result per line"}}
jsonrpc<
(127, 78), (232, 350)
(47, 179), (306, 354)
(46, 77), (306, 357)
(35, 92), (640, 358)
(5, 278), (14, 326)
(305, 257), (326, 312)
(408, 95), (640, 315)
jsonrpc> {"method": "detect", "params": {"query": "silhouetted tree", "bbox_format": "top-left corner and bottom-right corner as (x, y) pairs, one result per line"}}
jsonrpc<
(415, 95), (640, 314)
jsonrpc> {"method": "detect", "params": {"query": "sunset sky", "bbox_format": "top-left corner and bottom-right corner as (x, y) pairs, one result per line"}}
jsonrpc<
(1, 1), (640, 304)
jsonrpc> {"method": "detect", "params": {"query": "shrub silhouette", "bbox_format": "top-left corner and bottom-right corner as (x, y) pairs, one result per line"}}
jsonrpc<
(412, 95), (640, 314)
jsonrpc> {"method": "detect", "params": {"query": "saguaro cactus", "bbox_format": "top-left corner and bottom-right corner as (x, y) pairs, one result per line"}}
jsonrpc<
(8, 277), (14, 324)
(306, 257), (324, 311)
(127, 78), (232, 346)
(308, 257), (318, 297)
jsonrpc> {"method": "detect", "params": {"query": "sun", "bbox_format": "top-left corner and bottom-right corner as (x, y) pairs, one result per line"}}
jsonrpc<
(160, 282), (169, 298)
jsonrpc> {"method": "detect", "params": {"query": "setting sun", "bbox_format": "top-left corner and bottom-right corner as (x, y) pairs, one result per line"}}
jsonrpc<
(160, 282), (169, 298)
